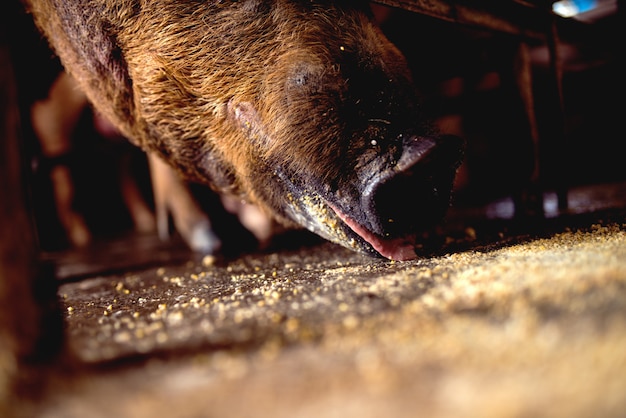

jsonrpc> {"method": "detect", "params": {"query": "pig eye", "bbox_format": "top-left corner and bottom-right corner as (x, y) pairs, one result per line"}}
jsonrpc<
(291, 69), (314, 88)
(288, 64), (321, 93)
(294, 73), (308, 86)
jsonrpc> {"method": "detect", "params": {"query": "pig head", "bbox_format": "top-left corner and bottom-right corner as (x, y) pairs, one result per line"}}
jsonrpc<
(25, 0), (464, 260)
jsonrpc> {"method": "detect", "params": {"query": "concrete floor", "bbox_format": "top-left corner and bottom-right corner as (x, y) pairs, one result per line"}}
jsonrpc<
(21, 182), (626, 417)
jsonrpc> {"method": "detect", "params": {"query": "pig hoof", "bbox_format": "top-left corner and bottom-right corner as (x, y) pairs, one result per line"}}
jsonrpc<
(185, 220), (222, 255)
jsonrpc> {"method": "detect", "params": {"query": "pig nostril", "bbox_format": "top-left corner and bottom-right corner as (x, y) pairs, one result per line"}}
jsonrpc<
(371, 171), (447, 236)
(365, 135), (464, 237)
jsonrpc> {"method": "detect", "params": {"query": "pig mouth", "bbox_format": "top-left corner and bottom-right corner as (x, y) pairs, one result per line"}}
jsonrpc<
(326, 203), (418, 261)
(329, 135), (463, 260)
(277, 135), (464, 261)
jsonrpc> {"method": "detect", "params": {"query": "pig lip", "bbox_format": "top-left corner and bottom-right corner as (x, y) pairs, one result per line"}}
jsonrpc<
(271, 166), (415, 260)
(328, 203), (417, 261)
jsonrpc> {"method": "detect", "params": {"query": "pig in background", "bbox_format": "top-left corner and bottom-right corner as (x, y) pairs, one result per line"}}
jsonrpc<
(29, 69), (283, 255)
(22, 0), (465, 261)
(30, 71), (156, 249)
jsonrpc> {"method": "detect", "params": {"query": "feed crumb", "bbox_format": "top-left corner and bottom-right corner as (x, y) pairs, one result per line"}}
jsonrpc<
(202, 255), (216, 267)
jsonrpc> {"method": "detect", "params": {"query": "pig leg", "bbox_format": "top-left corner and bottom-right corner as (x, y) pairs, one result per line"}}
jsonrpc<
(92, 111), (156, 233)
(31, 71), (91, 247)
(32, 72), (157, 246)
(118, 152), (157, 233)
(148, 153), (221, 254)
(220, 194), (279, 248)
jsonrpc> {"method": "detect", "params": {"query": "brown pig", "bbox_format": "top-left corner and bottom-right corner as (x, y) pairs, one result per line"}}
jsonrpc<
(24, 0), (464, 261)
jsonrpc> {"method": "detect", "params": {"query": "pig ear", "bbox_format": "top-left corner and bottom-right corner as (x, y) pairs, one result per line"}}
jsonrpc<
(51, 5), (132, 93)
(37, 3), (137, 143)
(227, 100), (265, 144)
(228, 101), (259, 128)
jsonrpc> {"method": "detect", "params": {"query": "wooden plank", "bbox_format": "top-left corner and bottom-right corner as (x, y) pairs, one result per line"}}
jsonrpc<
(372, 0), (552, 40)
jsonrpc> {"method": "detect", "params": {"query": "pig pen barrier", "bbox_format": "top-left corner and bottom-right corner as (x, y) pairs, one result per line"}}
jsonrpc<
(374, 0), (573, 216)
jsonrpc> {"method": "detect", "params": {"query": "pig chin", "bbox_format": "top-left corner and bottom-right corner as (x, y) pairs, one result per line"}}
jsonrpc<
(273, 135), (464, 261)
(277, 182), (413, 260)
(277, 179), (428, 262)
(326, 203), (419, 261)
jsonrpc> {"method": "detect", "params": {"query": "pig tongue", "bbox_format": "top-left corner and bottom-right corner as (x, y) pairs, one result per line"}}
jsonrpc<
(330, 205), (417, 261)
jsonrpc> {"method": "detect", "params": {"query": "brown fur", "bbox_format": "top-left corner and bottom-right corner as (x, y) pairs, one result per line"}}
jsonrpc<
(25, 2), (402, 197)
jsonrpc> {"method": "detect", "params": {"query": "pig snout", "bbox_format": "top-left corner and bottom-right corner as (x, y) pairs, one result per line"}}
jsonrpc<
(363, 135), (464, 237)
(328, 135), (464, 261)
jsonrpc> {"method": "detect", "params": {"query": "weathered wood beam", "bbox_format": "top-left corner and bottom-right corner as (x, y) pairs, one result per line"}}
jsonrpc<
(372, 0), (554, 40)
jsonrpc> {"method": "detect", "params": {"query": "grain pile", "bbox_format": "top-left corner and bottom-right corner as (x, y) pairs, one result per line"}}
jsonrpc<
(37, 220), (626, 417)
